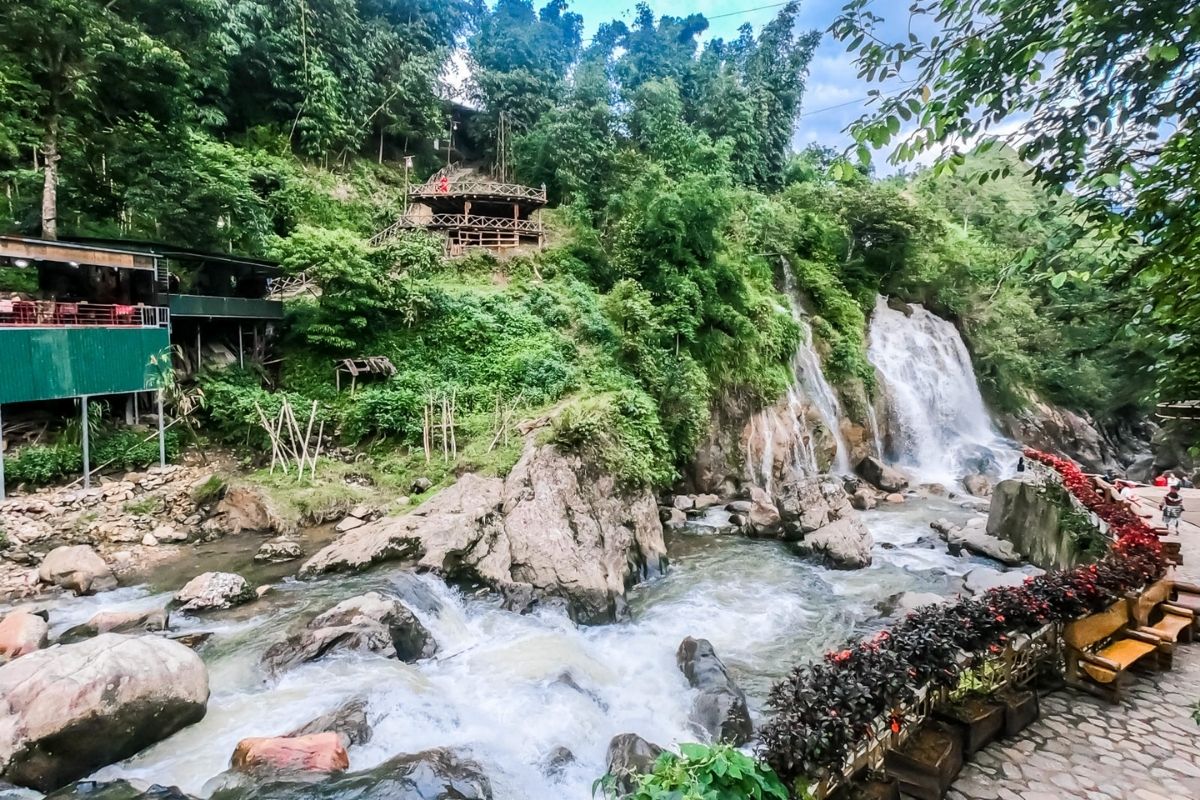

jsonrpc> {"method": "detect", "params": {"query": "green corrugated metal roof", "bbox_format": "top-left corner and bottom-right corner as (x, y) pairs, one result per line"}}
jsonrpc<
(168, 294), (284, 320)
(0, 327), (169, 403)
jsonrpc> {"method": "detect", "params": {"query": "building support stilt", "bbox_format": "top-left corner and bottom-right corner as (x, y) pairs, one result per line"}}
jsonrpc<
(81, 395), (91, 489)
(157, 389), (166, 470)
(238, 325), (245, 369)
(0, 404), (6, 502)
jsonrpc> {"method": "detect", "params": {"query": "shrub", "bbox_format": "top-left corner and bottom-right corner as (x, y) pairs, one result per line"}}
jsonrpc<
(192, 474), (227, 505)
(595, 744), (788, 800)
(4, 430), (180, 488)
(550, 390), (675, 486)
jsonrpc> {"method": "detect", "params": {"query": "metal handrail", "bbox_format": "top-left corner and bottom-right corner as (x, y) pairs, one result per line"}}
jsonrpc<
(0, 300), (169, 329)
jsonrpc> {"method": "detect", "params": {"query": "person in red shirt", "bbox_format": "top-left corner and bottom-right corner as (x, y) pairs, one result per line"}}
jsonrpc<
(1153, 472), (1169, 487)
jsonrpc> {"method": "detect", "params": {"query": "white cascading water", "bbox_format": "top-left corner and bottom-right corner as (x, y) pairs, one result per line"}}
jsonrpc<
(747, 261), (852, 491)
(867, 295), (1014, 484)
(14, 496), (1005, 800)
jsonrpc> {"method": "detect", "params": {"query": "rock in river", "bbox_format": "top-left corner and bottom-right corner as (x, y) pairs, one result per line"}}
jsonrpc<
(208, 748), (491, 800)
(676, 637), (752, 745)
(43, 780), (196, 800)
(60, 607), (169, 643)
(287, 697), (372, 748)
(174, 572), (255, 612)
(37, 545), (116, 595)
(262, 591), (436, 674)
(0, 611), (48, 663)
(0, 633), (209, 792)
(230, 733), (349, 777)
(300, 442), (666, 624)
(855, 456), (909, 493)
(606, 734), (663, 797)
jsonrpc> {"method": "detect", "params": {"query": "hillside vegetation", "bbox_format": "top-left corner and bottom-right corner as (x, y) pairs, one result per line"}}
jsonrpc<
(0, 0), (1152, 489)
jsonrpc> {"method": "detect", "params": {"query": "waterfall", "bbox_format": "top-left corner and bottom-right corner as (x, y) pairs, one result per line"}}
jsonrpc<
(867, 295), (1013, 484)
(781, 263), (853, 475)
(746, 261), (853, 490)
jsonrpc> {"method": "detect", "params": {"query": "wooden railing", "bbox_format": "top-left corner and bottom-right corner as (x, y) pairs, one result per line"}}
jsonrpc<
(410, 179), (547, 202)
(0, 300), (169, 329)
(371, 213), (543, 245)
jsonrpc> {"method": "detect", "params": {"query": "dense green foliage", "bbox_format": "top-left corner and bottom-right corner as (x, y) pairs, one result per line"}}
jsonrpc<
(833, 0), (1197, 406)
(0, 0), (1165, 487)
(596, 744), (789, 800)
(4, 429), (181, 488)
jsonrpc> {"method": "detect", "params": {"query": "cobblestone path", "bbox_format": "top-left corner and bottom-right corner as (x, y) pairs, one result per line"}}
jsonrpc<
(948, 518), (1200, 800)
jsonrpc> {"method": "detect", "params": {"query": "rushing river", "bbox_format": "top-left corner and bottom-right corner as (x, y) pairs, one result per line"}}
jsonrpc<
(0, 496), (995, 800)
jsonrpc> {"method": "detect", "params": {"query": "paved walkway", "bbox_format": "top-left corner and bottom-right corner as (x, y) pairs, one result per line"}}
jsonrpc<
(947, 509), (1200, 800)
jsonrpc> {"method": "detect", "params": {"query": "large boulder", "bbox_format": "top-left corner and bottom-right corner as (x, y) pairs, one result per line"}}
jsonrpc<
(962, 473), (994, 498)
(174, 572), (255, 612)
(0, 634), (209, 791)
(986, 478), (1071, 569)
(676, 638), (752, 745)
(605, 735), (663, 797)
(776, 478), (832, 537)
(253, 539), (303, 564)
(0, 611), (48, 663)
(855, 457), (909, 493)
(262, 592), (435, 674)
(208, 749), (490, 800)
(230, 733), (348, 777)
(301, 442), (667, 624)
(793, 517), (874, 569)
(61, 607), (169, 643)
(287, 698), (372, 748)
(210, 488), (287, 535)
(37, 546), (116, 595)
(746, 487), (781, 535)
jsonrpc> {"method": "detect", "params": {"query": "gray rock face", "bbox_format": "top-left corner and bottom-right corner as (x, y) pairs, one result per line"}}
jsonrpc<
(676, 637), (752, 745)
(174, 572), (255, 612)
(37, 546), (116, 595)
(775, 478), (873, 569)
(301, 443), (667, 624)
(605, 735), (663, 797)
(945, 527), (1023, 566)
(987, 477), (1072, 569)
(0, 634), (209, 792)
(43, 780), (196, 800)
(263, 592), (435, 674)
(207, 749), (490, 800)
(287, 698), (372, 748)
(855, 456), (909, 493)
(61, 607), (169, 643)
(962, 567), (1041, 596)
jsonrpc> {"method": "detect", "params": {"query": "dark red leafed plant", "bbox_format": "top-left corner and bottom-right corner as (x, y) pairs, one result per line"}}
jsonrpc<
(758, 448), (1167, 789)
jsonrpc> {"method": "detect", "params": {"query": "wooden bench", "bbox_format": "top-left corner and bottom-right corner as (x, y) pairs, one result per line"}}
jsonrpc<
(1127, 577), (1195, 653)
(1164, 575), (1200, 627)
(1063, 600), (1172, 703)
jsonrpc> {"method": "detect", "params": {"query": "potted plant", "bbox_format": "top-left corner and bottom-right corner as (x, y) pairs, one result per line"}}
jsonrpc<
(934, 662), (1006, 755)
(836, 772), (901, 800)
(995, 685), (1039, 737)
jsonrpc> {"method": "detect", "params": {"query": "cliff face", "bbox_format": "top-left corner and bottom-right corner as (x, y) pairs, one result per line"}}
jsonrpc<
(999, 396), (1153, 475)
(301, 441), (666, 624)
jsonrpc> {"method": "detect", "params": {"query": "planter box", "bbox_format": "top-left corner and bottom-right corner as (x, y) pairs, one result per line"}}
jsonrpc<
(883, 721), (963, 800)
(839, 778), (901, 800)
(997, 688), (1039, 737)
(935, 697), (1006, 755)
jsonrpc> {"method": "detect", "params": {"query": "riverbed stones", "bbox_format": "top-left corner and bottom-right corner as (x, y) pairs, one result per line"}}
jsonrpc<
(0, 611), (48, 663)
(209, 749), (491, 800)
(37, 545), (116, 595)
(794, 516), (874, 569)
(676, 637), (752, 745)
(945, 527), (1023, 566)
(287, 697), (372, 747)
(61, 606), (169, 643)
(963, 473), (994, 497)
(41, 780), (196, 800)
(850, 488), (877, 510)
(962, 567), (1038, 596)
(856, 456), (909, 493)
(262, 591), (435, 674)
(253, 538), (303, 564)
(0, 633), (209, 792)
(606, 734), (664, 796)
(231, 733), (349, 777)
(174, 572), (255, 612)
(301, 442), (666, 624)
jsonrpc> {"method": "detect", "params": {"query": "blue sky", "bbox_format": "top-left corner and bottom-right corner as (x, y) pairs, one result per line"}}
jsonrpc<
(567, 0), (880, 152)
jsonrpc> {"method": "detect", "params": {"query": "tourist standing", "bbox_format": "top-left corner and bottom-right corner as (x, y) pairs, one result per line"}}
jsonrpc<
(1154, 472), (1169, 487)
(1161, 488), (1185, 530)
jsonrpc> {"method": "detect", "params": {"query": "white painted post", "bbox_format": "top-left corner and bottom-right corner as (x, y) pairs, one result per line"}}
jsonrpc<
(0, 403), (6, 502)
(238, 325), (244, 368)
(157, 389), (166, 470)
(81, 395), (90, 489)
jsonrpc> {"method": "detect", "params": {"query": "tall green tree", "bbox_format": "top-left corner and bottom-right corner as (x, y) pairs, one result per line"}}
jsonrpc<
(831, 0), (1200, 402)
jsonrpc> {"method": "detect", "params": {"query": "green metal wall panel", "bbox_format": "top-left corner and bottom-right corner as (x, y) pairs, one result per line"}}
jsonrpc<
(0, 327), (169, 403)
(168, 294), (284, 320)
